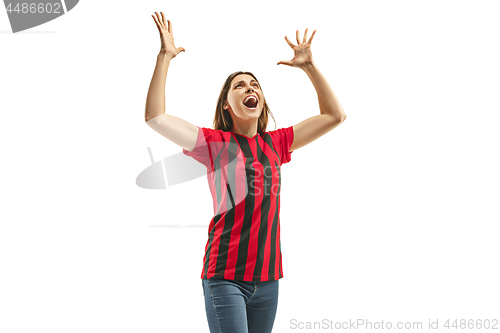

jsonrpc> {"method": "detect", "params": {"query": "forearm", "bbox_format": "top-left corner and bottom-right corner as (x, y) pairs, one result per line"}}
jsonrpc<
(145, 51), (174, 122)
(302, 62), (346, 121)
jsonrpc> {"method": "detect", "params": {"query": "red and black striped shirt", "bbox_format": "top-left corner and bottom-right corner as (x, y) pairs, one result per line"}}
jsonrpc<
(182, 126), (294, 281)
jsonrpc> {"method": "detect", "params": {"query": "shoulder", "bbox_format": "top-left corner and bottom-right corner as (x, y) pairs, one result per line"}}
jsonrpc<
(197, 127), (233, 139)
(265, 125), (294, 141)
(263, 126), (295, 165)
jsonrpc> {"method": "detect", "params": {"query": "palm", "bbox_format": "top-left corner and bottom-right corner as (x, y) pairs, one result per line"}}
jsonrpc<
(278, 29), (316, 68)
(288, 44), (313, 67)
(161, 33), (178, 56)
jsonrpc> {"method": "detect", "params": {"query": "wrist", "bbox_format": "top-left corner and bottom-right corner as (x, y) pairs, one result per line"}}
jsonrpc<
(158, 50), (174, 61)
(301, 60), (317, 72)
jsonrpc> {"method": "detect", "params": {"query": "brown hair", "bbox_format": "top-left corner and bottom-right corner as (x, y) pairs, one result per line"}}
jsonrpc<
(212, 71), (276, 136)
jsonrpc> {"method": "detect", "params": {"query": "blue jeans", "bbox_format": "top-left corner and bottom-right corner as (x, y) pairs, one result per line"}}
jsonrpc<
(202, 277), (279, 333)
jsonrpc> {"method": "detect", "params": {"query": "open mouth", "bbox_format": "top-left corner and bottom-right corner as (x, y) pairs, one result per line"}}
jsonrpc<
(243, 96), (258, 109)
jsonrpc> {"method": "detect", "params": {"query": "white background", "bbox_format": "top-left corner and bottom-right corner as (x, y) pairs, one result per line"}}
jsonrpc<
(1, 0), (499, 332)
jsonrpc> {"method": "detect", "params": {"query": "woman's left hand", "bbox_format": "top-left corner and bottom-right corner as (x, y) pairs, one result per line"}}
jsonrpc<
(277, 29), (316, 69)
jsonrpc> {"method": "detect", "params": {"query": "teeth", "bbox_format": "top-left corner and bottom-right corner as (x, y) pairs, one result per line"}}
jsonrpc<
(244, 96), (257, 104)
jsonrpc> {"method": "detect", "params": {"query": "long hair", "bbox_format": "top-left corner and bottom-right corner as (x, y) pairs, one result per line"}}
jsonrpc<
(212, 71), (276, 136)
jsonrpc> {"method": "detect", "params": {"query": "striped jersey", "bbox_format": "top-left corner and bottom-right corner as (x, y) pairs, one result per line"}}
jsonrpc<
(182, 125), (294, 281)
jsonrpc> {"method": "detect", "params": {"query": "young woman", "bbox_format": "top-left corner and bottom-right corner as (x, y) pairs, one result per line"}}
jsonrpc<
(146, 12), (347, 333)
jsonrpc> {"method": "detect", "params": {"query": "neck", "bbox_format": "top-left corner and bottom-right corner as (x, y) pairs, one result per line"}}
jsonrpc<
(231, 121), (259, 138)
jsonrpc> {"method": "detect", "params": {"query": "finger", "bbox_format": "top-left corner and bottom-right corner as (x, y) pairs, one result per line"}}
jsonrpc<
(161, 12), (167, 29)
(307, 30), (316, 44)
(177, 47), (185, 53)
(277, 60), (293, 66)
(167, 19), (172, 34)
(296, 30), (300, 44)
(303, 28), (308, 44)
(152, 14), (162, 34)
(284, 36), (295, 49)
(154, 12), (164, 30)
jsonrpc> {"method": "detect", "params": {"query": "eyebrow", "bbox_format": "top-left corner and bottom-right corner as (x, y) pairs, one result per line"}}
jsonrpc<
(233, 79), (259, 87)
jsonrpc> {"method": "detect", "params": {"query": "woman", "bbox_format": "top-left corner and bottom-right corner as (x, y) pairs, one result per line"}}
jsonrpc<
(145, 12), (347, 333)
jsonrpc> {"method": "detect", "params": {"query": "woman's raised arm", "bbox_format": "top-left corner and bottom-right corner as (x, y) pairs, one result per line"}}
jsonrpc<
(145, 12), (198, 151)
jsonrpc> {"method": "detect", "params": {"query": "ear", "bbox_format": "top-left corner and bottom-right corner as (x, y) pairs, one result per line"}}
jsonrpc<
(223, 101), (229, 110)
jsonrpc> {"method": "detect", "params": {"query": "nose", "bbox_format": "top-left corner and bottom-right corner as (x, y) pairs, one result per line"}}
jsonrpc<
(246, 85), (254, 93)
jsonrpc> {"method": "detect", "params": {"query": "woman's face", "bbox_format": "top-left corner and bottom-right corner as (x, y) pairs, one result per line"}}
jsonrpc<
(224, 74), (264, 122)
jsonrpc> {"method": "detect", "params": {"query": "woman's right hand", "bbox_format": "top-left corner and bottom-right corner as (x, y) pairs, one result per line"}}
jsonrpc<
(152, 12), (185, 58)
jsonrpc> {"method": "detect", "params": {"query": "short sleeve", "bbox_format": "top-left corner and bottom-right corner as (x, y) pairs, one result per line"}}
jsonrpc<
(182, 126), (214, 168)
(267, 125), (294, 165)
